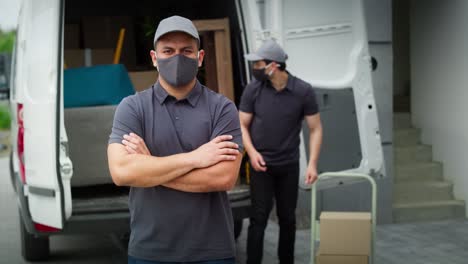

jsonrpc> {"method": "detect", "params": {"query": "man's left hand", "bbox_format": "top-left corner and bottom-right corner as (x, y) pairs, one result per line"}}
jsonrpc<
(305, 164), (318, 185)
(122, 133), (151, 155)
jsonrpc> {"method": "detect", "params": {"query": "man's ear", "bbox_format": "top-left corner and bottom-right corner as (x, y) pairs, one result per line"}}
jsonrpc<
(150, 50), (158, 68)
(197, 49), (205, 67)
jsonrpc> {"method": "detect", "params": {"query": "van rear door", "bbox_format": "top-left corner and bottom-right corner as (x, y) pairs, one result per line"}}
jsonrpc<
(19, 0), (65, 229)
(236, 0), (266, 80)
(241, 0), (384, 187)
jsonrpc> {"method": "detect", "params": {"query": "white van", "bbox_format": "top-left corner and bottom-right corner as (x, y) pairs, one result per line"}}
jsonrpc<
(9, 0), (383, 261)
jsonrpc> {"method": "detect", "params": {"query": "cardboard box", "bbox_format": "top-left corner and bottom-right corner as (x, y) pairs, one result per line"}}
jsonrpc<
(128, 71), (157, 92)
(64, 49), (85, 68)
(64, 24), (80, 49)
(81, 16), (136, 67)
(64, 49), (114, 68)
(320, 212), (371, 255)
(316, 247), (368, 264)
(91, 49), (114, 66)
(316, 254), (368, 264)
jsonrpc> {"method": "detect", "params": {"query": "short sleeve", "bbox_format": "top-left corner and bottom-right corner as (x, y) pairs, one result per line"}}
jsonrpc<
(303, 85), (319, 116)
(108, 96), (143, 145)
(211, 100), (244, 152)
(239, 83), (256, 113)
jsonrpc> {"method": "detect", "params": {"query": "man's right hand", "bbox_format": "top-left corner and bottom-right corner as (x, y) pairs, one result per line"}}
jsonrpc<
(190, 135), (240, 169)
(248, 150), (267, 172)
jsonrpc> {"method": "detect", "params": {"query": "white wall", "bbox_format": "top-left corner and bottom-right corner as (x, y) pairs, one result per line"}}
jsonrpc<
(411, 0), (468, 216)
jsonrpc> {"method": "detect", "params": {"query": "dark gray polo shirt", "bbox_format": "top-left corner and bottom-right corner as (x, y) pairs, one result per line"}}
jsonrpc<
(239, 73), (318, 166)
(108, 80), (243, 262)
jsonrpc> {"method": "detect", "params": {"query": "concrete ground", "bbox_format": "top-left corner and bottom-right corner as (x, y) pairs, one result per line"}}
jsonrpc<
(1, 156), (468, 263)
(236, 218), (468, 264)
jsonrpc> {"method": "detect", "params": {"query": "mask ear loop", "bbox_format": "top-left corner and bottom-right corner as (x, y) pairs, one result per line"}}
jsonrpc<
(265, 62), (277, 76)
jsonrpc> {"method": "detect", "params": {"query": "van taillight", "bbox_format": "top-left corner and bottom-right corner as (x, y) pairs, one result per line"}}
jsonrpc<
(17, 104), (25, 184)
(34, 223), (60, 233)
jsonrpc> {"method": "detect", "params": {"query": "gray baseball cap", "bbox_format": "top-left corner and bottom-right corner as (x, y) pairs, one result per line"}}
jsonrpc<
(244, 39), (288, 62)
(153, 16), (200, 46)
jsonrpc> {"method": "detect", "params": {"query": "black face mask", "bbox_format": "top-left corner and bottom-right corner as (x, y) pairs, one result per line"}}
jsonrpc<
(156, 54), (199, 87)
(252, 68), (269, 82)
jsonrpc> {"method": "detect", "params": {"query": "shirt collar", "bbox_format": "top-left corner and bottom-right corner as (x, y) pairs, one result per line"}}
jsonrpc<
(284, 72), (294, 91)
(154, 80), (203, 107)
(154, 81), (169, 104)
(265, 72), (294, 92)
(185, 81), (203, 107)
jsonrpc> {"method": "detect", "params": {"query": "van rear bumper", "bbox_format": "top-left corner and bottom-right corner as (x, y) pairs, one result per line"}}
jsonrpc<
(231, 198), (251, 220)
(63, 212), (130, 235)
(13, 158), (251, 236)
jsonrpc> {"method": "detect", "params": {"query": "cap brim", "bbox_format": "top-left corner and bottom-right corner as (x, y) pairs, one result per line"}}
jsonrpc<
(155, 29), (199, 44)
(244, 53), (264, 61)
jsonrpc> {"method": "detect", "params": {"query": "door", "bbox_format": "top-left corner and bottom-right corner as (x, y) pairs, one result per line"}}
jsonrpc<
(16, 0), (65, 230)
(241, 0), (384, 189)
(236, 0), (268, 82)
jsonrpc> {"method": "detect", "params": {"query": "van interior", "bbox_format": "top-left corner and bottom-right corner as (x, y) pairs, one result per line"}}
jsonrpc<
(63, 0), (249, 216)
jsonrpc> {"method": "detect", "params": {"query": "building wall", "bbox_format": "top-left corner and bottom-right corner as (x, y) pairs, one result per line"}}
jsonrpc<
(393, 0), (410, 96)
(411, 0), (468, 216)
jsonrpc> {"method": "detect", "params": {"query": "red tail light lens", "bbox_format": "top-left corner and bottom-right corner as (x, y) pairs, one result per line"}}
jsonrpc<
(17, 104), (62, 233)
(17, 104), (25, 184)
(34, 223), (60, 233)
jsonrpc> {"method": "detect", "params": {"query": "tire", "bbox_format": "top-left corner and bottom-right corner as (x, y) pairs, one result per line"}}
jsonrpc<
(234, 219), (243, 240)
(19, 210), (50, 261)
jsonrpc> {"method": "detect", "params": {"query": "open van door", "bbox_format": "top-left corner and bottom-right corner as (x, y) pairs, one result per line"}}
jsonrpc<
(240, 0), (384, 189)
(236, 0), (265, 82)
(16, 0), (66, 230)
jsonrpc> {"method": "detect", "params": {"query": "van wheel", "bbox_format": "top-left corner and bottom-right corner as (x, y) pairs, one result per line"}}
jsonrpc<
(19, 211), (50, 261)
(234, 219), (243, 240)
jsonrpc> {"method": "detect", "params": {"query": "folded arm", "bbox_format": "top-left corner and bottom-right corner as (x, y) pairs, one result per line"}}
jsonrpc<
(123, 134), (242, 192)
(107, 143), (196, 187)
(162, 153), (242, 192)
(108, 135), (239, 188)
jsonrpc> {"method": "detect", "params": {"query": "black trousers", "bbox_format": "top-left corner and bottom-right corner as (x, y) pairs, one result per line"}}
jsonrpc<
(246, 162), (299, 264)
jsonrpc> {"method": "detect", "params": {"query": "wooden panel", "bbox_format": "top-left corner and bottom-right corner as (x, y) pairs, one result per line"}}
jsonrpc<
(193, 19), (228, 32)
(201, 32), (218, 92)
(214, 31), (234, 101)
(193, 18), (234, 101)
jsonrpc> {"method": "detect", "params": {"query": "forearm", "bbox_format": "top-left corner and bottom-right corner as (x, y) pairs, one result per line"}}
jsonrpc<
(163, 155), (242, 193)
(109, 145), (196, 187)
(308, 126), (323, 166)
(240, 124), (257, 155)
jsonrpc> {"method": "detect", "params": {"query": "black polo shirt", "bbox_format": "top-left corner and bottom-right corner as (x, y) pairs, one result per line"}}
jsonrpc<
(239, 73), (318, 166)
(109, 80), (243, 262)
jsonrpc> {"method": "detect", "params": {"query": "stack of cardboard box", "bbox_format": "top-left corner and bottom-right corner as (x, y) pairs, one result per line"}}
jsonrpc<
(81, 16), (137, 67)
(317, 212), (371, 264)
(64, 49), (114, 68)
(64, 21), (117, 68)
(64, 17), (155, 92)
(63, 17), (235, 94)
(128, 71), (157, 92)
